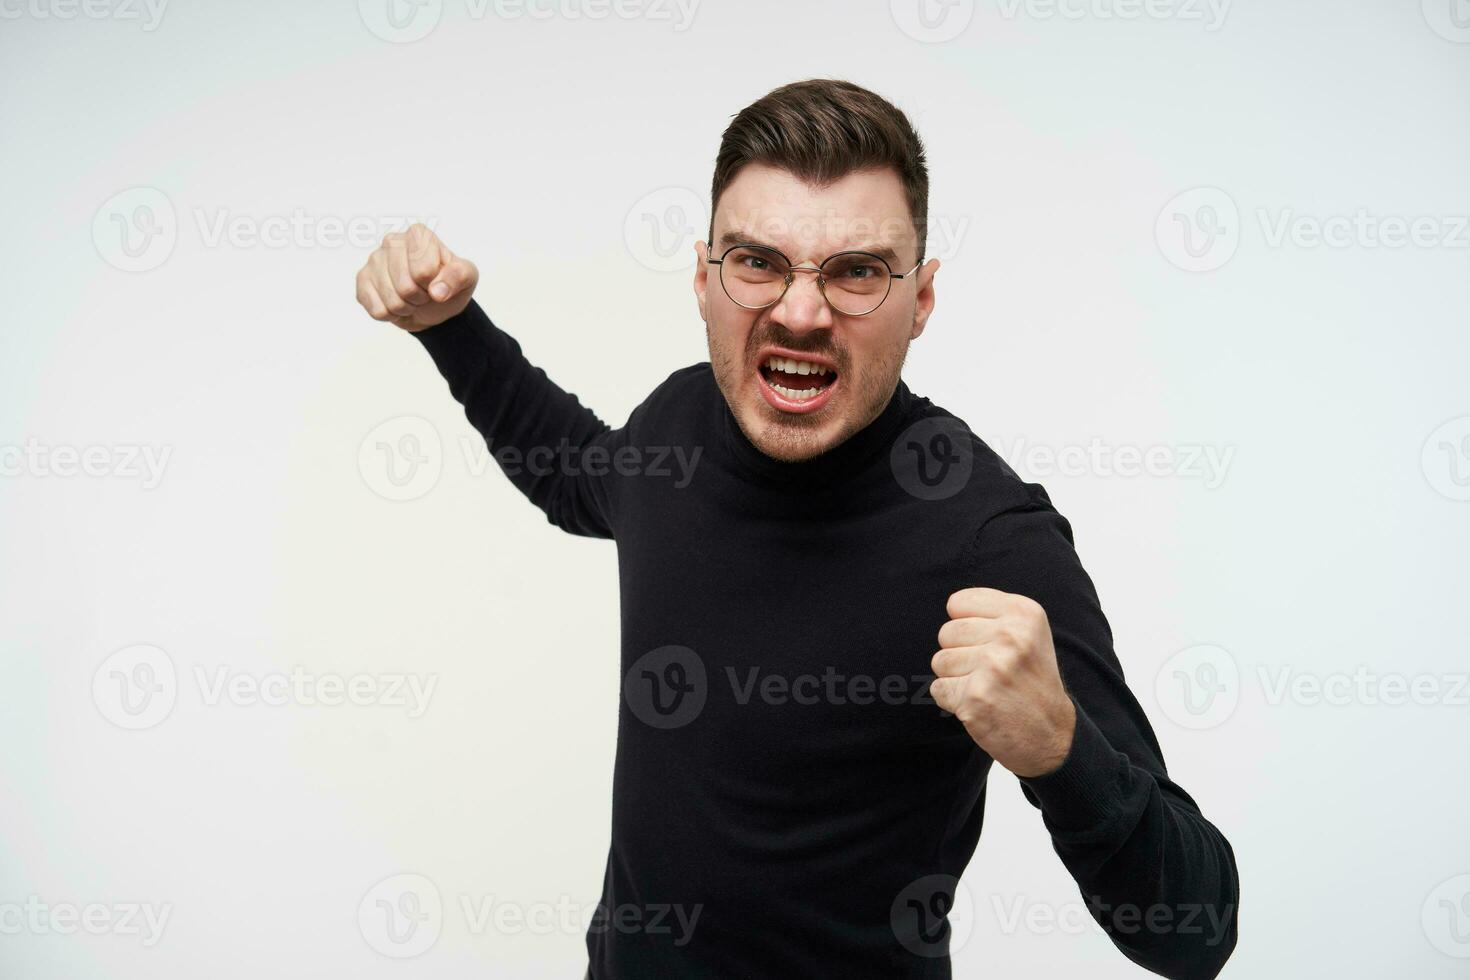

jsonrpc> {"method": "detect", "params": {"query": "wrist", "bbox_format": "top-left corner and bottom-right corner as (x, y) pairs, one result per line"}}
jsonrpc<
(1015, 693), (1077, 779)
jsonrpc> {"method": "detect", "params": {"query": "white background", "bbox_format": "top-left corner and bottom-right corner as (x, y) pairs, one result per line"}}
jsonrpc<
(2, 0), (1468, 976)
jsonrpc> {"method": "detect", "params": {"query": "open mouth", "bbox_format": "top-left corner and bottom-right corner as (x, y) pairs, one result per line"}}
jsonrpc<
(757, 354), (839, 414)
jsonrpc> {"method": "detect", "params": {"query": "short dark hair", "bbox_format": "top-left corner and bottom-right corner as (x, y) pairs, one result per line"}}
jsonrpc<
(710, 78), (930, 264)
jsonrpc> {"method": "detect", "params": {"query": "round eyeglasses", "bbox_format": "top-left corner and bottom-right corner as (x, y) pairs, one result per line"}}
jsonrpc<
(708, 243), (923, 317)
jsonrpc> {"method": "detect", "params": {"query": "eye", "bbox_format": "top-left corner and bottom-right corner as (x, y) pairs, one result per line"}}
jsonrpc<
(833, 260), (882, 280)
(739, 255), (769, 271)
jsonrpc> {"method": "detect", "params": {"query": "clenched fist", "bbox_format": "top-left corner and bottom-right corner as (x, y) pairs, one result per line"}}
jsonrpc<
(355, 223), (479, 332)
(930, 588), (1077, 778)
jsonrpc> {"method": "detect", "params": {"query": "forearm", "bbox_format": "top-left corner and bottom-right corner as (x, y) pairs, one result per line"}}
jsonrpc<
(1019, 698), (1240, 979)
(413, 299), (616, 537)
(967, 498), (1240, 978)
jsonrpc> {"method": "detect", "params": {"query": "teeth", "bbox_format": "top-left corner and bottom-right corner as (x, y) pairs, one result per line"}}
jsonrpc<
(764, 356), (830, 376)
(769, 382), (827, 402)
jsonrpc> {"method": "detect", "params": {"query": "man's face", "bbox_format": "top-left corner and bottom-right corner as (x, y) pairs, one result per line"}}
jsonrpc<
(694, 164), (939, 462)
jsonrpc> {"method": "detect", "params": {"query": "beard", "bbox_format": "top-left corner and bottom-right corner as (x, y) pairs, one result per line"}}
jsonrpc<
(706, 315), (911, 463)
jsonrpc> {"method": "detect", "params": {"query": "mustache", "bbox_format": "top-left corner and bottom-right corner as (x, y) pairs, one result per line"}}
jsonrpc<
(746, 325), (844, 365)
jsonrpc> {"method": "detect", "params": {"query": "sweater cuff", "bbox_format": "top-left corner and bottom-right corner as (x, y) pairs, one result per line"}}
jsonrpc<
(411, 300), (489, 361)
(1018, 695), (1127, 835)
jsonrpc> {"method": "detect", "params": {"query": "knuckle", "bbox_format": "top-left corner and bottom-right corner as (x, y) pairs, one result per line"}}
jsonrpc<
(954, 686), (983, 722)
(1017, 595), (1045, 622)
(393, 273), (425, 299)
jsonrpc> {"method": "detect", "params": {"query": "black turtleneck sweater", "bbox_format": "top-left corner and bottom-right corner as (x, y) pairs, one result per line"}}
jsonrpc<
(412, 300), (1239, 980)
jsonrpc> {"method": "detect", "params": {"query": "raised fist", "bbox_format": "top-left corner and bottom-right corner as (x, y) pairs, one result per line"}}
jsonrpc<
(355, 223), (478, 332)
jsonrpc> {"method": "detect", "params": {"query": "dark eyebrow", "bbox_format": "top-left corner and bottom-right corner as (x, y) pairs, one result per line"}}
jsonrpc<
(714, 232), (903, 268)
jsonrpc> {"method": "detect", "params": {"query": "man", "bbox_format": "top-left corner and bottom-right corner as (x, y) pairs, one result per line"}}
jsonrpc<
(354, 79), (1239, 979)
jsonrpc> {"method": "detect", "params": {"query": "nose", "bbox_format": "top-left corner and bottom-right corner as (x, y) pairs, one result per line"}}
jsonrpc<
(768, 267), (835, 335)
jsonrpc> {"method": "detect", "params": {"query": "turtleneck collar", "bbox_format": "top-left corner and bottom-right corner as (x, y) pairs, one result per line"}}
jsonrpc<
(718, 378), (920, 489)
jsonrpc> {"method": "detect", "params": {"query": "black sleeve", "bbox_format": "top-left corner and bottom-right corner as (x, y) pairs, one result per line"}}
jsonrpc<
(964, 492), (1240, 980)
(411, 299), (619, 539)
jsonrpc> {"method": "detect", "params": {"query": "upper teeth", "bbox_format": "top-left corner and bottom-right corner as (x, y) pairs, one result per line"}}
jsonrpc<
(764, 357), (829, 376)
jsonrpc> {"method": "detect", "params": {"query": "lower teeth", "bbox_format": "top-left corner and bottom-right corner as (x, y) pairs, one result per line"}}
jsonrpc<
(770, 382), (827, 402)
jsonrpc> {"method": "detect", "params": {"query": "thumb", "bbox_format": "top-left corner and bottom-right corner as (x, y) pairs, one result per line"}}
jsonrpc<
(428, 255), (477, 303)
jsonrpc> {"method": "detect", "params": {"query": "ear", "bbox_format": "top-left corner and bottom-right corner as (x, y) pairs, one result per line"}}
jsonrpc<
(910, 258), (940, 340)
(693, 240), (710, 323)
